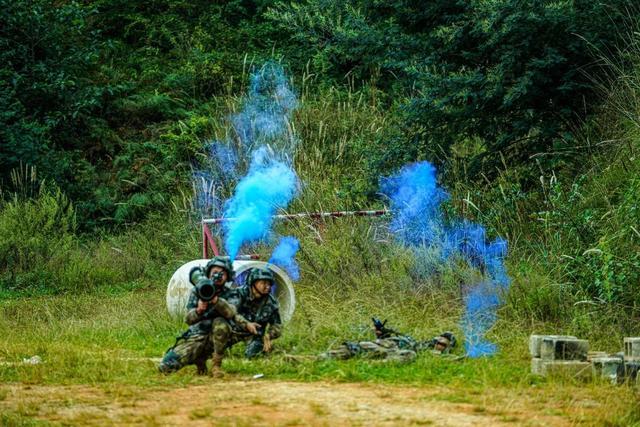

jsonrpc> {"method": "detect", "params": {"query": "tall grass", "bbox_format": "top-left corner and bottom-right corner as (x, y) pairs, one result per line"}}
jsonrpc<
(0, 170), (201, 298)
(2, 62), (639, 335)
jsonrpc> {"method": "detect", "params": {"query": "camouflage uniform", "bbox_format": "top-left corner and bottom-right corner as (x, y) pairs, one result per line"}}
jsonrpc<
(158, 284), (247, 374)
(213, 284), (283, 358)
(318, 328), (456, 363)
(319, 335), (419, 363)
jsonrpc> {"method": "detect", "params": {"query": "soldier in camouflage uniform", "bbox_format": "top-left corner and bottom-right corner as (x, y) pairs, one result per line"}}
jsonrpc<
(317, 319), (456, 363)
(212, 267), (283, 359)
(158, 256), (260, 376)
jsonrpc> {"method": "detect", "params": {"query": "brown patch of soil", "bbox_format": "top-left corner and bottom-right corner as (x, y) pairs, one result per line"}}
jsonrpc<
(0, 380), (577, 426)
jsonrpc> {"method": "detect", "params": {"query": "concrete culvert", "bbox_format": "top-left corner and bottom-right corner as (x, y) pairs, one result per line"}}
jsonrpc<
(166, 259), (296, 322)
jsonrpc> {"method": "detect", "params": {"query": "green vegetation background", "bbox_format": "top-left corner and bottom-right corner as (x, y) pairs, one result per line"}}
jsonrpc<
(1, 2), (640, 422)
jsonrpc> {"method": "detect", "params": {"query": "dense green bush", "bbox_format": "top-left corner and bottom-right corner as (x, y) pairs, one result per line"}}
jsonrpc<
(0, 0), (283, 227)
(0, 181), (76, 292)
(3, 0), (636, 228)
(269, 0), (634, 179)
(0, 0), (103, 200)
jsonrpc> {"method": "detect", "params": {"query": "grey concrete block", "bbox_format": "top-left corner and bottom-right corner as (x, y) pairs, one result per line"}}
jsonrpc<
(529, 335), (576, 358)
(591, 357), (623, 384)
(531, 357), (545, 376)
(547, 361), (592, 380)
(541, 338), (589, 361)
(624, 337), (640, 361)
(587, 351), (608, 361)
(622, 361), (640, 384)
(532, 359), (591, 379)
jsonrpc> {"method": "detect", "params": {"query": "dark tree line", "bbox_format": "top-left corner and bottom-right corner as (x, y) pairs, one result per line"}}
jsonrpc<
(0, 0), (634, 227)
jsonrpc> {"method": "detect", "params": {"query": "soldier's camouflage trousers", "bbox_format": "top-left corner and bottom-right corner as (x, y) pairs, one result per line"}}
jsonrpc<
(318, 340), (417, 363)
(158, 333), (212, 374)
(158, 318), (265, 373)
(211, 317), (265, 359)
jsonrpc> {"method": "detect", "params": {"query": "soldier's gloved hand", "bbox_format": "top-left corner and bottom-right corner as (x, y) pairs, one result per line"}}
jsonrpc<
(246, 322), (261, 335)
(263, 334), (272, 353)
(196, 299), (209, 315)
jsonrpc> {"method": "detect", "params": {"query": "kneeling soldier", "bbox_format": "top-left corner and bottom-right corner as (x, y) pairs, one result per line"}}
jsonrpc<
(213, 267), (282, 359)
(158, 256), (258, 376)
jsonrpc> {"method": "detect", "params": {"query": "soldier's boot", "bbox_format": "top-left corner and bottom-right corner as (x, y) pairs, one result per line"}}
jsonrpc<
(210, 353), (224, 378)
(195, 358), (208, 375)
(245, 338), (265, 359)
(158, 349), (181, 374)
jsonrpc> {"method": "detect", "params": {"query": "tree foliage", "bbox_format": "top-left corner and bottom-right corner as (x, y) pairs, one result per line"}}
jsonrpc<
(0, 0), (280, 227)
(270, 0), (632, 176)
(0, 0), (636, 229)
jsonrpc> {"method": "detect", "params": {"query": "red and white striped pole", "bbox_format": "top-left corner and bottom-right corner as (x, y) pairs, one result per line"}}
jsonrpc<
(201, 208), (390, 258)
(202, 209), (390, 225)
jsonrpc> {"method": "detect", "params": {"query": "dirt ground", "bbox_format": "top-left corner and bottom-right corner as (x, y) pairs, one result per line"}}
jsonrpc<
(0, 379), (598, 426)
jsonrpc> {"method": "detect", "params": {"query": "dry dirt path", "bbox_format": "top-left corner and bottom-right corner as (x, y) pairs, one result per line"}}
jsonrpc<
(1, 380), (589, 426)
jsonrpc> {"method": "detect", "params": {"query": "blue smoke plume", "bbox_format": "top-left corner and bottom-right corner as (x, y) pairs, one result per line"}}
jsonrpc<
(223, 147), (298, 260)
(461, 281), (499, 357)
(380, 162), (448, 247)
(381, 161), (510, 357)
(269, 236), (301, 281)
(208, 142), (239, 181)
(447, 222), (510, 357)
(192, 63), (298, 220)
(192, 141), (240, 219)
(217, 63), (301, 262)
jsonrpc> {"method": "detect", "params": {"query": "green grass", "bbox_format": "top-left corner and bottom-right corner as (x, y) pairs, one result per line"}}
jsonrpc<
(0, 284), (632, 387)
(1, 288), (639, 425)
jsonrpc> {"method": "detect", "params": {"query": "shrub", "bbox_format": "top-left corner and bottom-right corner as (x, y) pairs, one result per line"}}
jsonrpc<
(0, 183), (75, 291)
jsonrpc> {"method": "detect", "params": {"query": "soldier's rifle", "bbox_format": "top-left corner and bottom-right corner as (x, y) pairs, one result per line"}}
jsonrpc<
(372, 317), (399, 339)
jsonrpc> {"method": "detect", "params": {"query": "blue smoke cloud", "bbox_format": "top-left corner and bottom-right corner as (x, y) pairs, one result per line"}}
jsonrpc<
(269, 236), (301, 281)
(192, 63), (298, 220)
(193, 169), (216, 218)
(208, 142), (239, 181)
(215, 63), (301, 263)
(462, 282), (499, 357)
(381, 161), (510, 357)
(447, 223), (510, 357)
(380, 162), (448, 247)
(223, 147), (298, 260)
(192, 141), (240, 219)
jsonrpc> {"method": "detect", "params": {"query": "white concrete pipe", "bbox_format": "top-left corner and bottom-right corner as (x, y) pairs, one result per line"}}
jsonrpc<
(166, 259), (296, 322)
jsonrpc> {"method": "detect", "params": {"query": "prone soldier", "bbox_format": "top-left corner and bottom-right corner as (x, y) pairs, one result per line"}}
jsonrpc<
(317, 318), (456, 363)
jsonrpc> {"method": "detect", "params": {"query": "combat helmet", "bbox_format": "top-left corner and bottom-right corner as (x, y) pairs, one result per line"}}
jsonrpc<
(433, 332), (457, 353)
(246, 267), (274, 287)
(204, 256), (234, 280)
